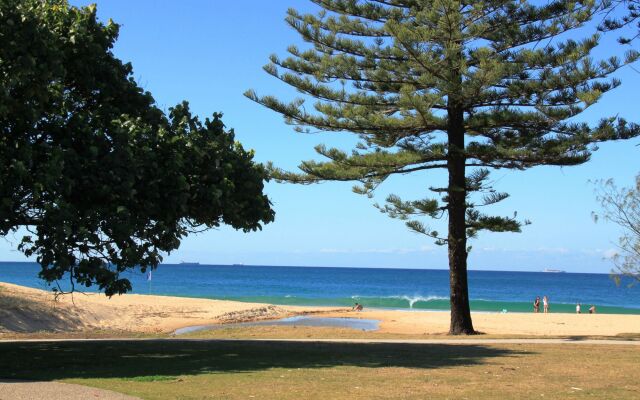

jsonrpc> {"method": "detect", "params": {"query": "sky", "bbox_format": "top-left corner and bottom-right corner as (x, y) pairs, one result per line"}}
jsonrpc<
(1, 1), (639, 273)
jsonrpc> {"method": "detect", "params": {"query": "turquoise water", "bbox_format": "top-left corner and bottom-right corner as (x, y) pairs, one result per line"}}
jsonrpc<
(1, 262), (638, 314)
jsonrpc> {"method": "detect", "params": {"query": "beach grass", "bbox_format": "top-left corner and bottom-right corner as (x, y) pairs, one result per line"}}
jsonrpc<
(0, 329), (165, 340)
(176, 325), (640, 341)
(1, 339), (638, 399)
(2, 325), (639, 341)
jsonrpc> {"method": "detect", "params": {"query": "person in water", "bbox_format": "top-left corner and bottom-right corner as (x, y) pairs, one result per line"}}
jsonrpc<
(543, 296), (549, 313)
(589, 305), (596, 314)
(533, 296), (540, 313)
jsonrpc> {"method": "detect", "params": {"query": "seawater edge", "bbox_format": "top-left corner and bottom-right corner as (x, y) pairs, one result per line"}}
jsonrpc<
(1, 262), (638, 314)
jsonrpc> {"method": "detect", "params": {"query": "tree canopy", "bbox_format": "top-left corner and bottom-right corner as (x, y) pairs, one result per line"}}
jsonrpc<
(0, 0), (274, 296)
(247, 0), (640, 334)
(594, 176), (640, 285)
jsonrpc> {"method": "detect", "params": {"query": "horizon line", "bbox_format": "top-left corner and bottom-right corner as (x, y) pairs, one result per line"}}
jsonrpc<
(0, 260), (609, 274)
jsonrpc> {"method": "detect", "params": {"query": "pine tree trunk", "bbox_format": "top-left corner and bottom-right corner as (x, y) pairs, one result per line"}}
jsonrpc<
(447, 106), (475, 335)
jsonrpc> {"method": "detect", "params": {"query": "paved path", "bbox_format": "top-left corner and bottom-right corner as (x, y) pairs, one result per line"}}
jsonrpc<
(0, 337), (639, 345)
(0, 380), (140, 400)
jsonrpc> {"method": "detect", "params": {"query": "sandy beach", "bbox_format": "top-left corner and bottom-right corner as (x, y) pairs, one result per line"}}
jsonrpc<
(1, 282), (639, 337)
(325, 309), (640, 336)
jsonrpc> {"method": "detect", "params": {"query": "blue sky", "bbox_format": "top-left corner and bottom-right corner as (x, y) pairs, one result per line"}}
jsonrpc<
(1, 1), (638, 272)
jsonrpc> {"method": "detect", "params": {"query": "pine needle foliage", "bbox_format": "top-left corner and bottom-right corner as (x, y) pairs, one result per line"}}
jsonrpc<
(247, 0), (640, 334)
(600, 0), (640, 44)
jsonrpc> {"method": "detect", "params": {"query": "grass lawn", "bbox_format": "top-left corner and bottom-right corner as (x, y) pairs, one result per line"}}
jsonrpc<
(1, 336), (639, 399)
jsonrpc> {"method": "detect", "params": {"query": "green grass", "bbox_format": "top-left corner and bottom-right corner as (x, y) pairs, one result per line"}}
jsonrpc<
(1, 338), (639, 399)
(177, 324), (640, 341)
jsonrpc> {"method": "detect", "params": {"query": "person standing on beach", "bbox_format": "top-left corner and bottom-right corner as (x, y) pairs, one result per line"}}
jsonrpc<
(543, 296), (549, 313)
(589, 305), (596, 314)
(533, 296), (540, 313)
(576, 303), (581, 314)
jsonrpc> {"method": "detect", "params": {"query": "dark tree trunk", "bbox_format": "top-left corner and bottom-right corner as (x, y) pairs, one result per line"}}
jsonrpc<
(447, 105), (475, 335)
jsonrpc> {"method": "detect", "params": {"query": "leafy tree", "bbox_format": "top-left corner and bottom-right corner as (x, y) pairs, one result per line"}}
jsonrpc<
(247, 0), (640, 334)
(594, 176), (640, 285)
(0, 0), (274, 296)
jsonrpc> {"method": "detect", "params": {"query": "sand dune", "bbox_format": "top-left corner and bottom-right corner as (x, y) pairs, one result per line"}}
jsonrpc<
(0, 282), (290, 334)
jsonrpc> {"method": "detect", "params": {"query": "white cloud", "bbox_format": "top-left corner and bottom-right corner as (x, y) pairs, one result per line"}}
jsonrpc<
(536, 247), (570, 254)
(603, 248), (618, 259)
(318, 246), (435, 255)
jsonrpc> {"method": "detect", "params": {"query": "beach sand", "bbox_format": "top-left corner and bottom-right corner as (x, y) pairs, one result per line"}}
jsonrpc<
(0, 282), (296, 334)
(1, 282), (639, 336)
(320, 309), (640, 336)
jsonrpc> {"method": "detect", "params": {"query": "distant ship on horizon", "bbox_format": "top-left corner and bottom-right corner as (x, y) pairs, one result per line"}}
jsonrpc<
(543, 268), (566, 273)
(179, 261), (200, 266)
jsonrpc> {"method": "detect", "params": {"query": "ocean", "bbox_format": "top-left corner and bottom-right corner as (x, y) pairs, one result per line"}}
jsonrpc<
(1, 262), (638, 314)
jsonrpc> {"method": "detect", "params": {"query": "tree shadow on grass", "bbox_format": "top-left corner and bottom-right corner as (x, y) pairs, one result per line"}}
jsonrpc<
(0, 340), (528, 381)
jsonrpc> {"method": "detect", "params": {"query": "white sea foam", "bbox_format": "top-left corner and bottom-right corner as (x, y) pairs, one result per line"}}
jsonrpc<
(350, 294), (448, 309)
(392, 295), (448, 308)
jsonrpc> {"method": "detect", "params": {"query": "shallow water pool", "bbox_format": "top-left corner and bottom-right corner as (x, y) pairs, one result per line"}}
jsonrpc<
(173, 316), (380, 335)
